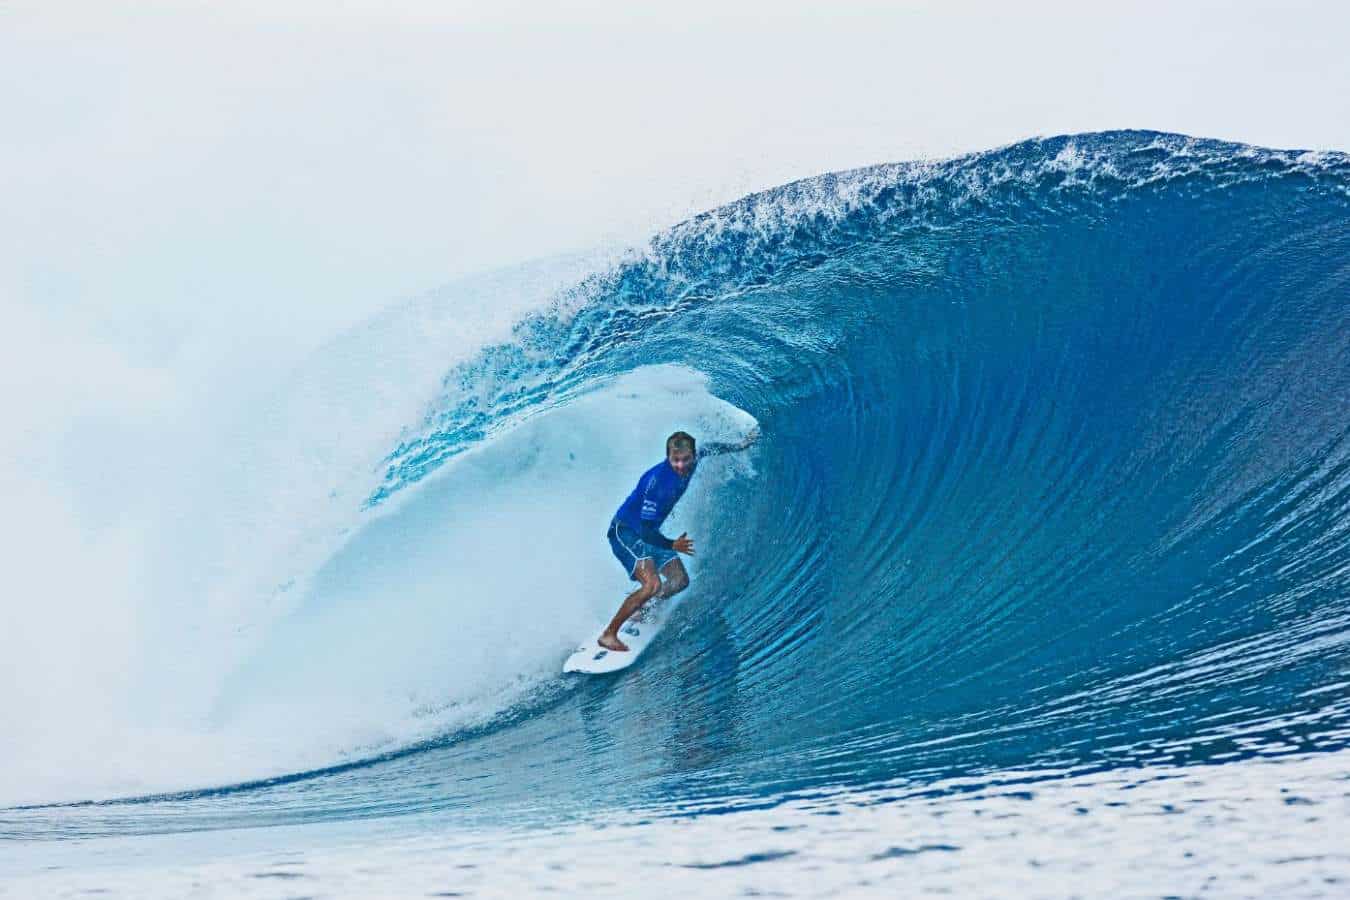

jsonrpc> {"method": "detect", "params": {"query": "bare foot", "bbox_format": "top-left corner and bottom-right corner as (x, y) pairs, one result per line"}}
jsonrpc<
(597, 632), (629, 652)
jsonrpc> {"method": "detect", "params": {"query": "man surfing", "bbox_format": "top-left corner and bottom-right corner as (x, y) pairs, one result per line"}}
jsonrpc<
(599, 428), (755, 651)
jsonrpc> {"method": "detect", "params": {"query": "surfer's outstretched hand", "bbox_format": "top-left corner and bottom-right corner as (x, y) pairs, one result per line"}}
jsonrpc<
(673, 533), (695, 555)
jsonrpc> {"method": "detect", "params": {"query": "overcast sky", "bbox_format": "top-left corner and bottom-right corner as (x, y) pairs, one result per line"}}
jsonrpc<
(3, 0), (1347, 368)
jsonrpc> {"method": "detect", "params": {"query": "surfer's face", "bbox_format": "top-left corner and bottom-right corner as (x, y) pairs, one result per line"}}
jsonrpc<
(667, 448), (695, 477)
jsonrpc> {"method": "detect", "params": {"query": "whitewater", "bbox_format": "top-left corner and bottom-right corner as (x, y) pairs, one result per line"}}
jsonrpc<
(4, 131), (1349, 896)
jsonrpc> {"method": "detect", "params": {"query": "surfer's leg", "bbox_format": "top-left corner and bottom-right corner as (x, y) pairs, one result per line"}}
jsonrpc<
(599, 559), (661, 651)
(658, 557), (689, 598)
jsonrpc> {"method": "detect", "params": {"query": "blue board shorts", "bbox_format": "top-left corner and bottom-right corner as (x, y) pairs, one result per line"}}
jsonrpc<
(607, 519), (678, 580)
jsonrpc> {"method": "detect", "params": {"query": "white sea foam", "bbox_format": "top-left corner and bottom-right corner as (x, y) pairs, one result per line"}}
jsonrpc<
(0, 320), (754, 806)
(0, 237), (723, 805)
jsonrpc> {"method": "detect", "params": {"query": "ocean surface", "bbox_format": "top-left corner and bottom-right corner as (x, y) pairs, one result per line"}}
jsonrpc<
(4, 131), (1349, 896)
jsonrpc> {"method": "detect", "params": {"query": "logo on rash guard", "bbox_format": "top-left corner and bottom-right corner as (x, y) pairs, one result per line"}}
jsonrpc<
(641, 472), (662, 519)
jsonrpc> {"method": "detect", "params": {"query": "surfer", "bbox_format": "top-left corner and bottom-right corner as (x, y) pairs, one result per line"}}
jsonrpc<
(598, 428), (756, 651)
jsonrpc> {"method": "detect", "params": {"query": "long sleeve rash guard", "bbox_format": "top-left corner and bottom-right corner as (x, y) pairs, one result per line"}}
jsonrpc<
(613, 459), (695, 549)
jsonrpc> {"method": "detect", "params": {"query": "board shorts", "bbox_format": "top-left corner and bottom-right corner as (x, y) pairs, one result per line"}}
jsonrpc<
(607, 519), (679, 580)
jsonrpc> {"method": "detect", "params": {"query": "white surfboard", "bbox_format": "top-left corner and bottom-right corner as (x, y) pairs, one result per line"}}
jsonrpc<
(563, 599), (678, 674)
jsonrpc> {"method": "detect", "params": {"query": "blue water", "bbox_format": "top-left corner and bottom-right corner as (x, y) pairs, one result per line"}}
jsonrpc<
(5, 132), (1350, 881)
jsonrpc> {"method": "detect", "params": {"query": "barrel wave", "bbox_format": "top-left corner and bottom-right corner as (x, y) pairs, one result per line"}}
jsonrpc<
(8, 130), (1350, 841)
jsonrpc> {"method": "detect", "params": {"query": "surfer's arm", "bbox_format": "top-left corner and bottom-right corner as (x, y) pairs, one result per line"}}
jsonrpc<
(698, 425), (760, 459)
(637, 520), (675, 550)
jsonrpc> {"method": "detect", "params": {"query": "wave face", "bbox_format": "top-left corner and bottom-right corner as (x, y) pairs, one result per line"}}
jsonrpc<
(9, 131), (1350, 837)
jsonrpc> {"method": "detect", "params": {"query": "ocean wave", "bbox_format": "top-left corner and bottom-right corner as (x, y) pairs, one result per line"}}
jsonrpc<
(7, 131), (1349, 838)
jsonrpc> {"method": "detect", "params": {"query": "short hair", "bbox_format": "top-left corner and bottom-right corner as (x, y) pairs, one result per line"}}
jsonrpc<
(666, 431), (696, 455)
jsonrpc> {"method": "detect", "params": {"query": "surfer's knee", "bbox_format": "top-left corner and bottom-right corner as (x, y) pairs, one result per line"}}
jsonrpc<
(661, 559), (689, 595)
(636, 570), (661, 597)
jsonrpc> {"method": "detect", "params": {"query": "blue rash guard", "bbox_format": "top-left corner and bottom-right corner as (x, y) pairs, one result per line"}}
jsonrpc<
(613, 458), (696, 549)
